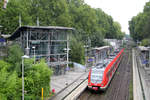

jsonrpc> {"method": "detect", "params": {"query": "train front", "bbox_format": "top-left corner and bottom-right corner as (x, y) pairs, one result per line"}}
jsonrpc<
(88, 65), (105, 91)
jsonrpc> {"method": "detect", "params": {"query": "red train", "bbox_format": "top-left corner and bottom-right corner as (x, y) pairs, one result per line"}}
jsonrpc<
(88, 48), (124, 91)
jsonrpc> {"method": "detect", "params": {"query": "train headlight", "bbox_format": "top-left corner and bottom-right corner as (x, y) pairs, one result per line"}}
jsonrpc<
(88, 83), (91, 86)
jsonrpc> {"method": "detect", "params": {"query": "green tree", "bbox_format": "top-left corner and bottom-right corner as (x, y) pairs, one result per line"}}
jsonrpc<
(0, 0), (124, 44)
(90, 31), (105, 47)
(5, 44), (23, 75)
(0, 60), (21, 100)
(129, 1), (150, 42)
(70, 36), (85, 64)
(113, 22), (124, 39)
(141, 39), (150, 46)
(24, 59), (52, 98)
(1, 43), (53, 99)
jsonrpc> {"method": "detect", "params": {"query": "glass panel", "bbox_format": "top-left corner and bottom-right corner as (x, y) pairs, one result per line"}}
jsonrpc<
(91, 69), (104, 84)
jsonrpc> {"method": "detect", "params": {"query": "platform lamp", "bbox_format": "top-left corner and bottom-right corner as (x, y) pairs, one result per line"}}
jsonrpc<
(22, 55), (29, 100)
(148, 46), (150, 68)
(64, 48), (71, 72)
(0, 25), (2, 36)
(32, 46), (36, 64)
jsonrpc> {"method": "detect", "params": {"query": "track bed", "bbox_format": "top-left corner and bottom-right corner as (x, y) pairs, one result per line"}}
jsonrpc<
(78, 49), (132, 100)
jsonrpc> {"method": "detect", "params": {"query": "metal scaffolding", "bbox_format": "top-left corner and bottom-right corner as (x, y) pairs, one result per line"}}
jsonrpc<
(91, 46), (112, 65)
(9, 26), (75, 75)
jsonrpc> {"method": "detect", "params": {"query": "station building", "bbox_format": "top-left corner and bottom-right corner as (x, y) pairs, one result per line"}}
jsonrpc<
(8, 26), (75, 75)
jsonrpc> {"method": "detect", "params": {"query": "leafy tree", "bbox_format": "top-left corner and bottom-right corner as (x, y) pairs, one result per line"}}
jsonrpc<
(129, 1), (150, 42)
(0, 0), (31, 34)
(70, 36), (85, 64)
(90, 31), (105, 47)
(0, 60), (21, 100)
(0, 0), (4, 10)
(113, 22), (124, 39)
(141, 39), (150, 46)
(24, 59), (52, 98)
(1, 43), (53, 99)
(0, 0), (124, 42)
(5, 44), (23, 75)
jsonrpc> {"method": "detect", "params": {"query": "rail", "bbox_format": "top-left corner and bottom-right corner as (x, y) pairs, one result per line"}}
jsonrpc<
(49, 72), (88, 100)
(63, 79), (88, 100)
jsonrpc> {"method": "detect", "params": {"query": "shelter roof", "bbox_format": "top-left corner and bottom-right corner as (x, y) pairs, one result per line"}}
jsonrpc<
(139, 46), (149, 51)
(8, 26), (75, 40)
(92, 46), (110, 51)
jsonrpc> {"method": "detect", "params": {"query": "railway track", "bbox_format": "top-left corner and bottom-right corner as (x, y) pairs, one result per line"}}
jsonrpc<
(77, 48), (132, 100)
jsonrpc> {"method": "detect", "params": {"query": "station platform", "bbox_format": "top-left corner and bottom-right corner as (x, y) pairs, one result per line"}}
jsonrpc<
(136, 49), (150, 100)
(133, 49), (150, 100)
(49, 67), (88, 100)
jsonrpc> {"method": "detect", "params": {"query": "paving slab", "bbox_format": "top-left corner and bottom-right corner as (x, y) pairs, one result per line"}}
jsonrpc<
(132, 49), (143, 100)
(137, 54), (150, 100)
(49, 68), (88, 100)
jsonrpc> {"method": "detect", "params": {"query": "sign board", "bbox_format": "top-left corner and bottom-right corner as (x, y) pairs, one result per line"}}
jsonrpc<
(0, 38), (5, 42)
(142, 60), (149, 64)
(88, 58), (94, 62)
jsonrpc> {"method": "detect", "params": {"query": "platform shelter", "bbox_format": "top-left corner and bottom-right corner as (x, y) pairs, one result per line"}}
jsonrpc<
(9, 26), (75, 74)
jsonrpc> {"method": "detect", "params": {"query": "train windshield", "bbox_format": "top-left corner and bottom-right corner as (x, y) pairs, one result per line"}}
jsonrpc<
(109, 53), (116, 59)
(96, 63), (103, 67)
(91, 69), (104, 84)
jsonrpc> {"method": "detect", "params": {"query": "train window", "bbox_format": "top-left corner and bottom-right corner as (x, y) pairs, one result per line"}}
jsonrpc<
(90, 69), (104, 83)
(96, 63), (103, 66)
(109, 53), (115, 59)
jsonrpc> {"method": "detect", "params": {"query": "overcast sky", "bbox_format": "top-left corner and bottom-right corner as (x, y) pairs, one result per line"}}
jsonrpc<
(84, 0), (149, 34)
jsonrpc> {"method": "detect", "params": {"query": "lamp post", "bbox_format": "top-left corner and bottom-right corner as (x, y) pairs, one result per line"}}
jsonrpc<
(148, 47), (150, 68)
(0, 25), (2, 58)
(22, 55), (29, 100)
(64, 48), (70, 71)
(0, 25), (2, 35)
(32, 46), (35, 64)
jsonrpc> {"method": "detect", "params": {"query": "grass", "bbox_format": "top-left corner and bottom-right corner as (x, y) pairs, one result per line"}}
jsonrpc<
(116, 72), (120, 75)
(24, 92), (54, 100)
(129, 75), (133, 100)
(129, 49), (133, 100)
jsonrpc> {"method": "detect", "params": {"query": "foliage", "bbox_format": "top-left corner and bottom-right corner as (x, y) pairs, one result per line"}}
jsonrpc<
(70, 36), (85, 64)
(140, 39), (150, 46)
(129, 1), (150, 42)
(24, 59), (52, 97)
(0, 0), (5, 10)
(5, 44), (23, 76)
(0, 60), (21, 100)
(90, 31), (105, 47)
(113, 22), (125, 39)
(0, 0), (124, 46)
(1, 44), (53, 99)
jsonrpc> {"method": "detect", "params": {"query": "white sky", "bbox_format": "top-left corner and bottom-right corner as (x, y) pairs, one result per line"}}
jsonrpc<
(84, 0), (149, 34)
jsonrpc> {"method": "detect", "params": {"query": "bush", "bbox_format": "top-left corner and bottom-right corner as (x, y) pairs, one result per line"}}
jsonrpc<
(0, 44), (53, 99)
(70, 37), (85, 64)
(24, 59), (53, 97)
(25, 95), (40, 100)
(0, 60), (21, 100)
(141, 39), (150, 46)
(5, 44), (23, 76)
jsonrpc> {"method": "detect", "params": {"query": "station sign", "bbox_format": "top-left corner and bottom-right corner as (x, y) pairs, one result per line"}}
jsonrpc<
(88, 58), (94, 62)
(142, 60), (149, 64)
(0, 38), (5, 42)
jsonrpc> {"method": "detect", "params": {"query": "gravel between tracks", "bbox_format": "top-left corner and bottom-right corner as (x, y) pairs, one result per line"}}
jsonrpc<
(78, 49), (132, 100)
